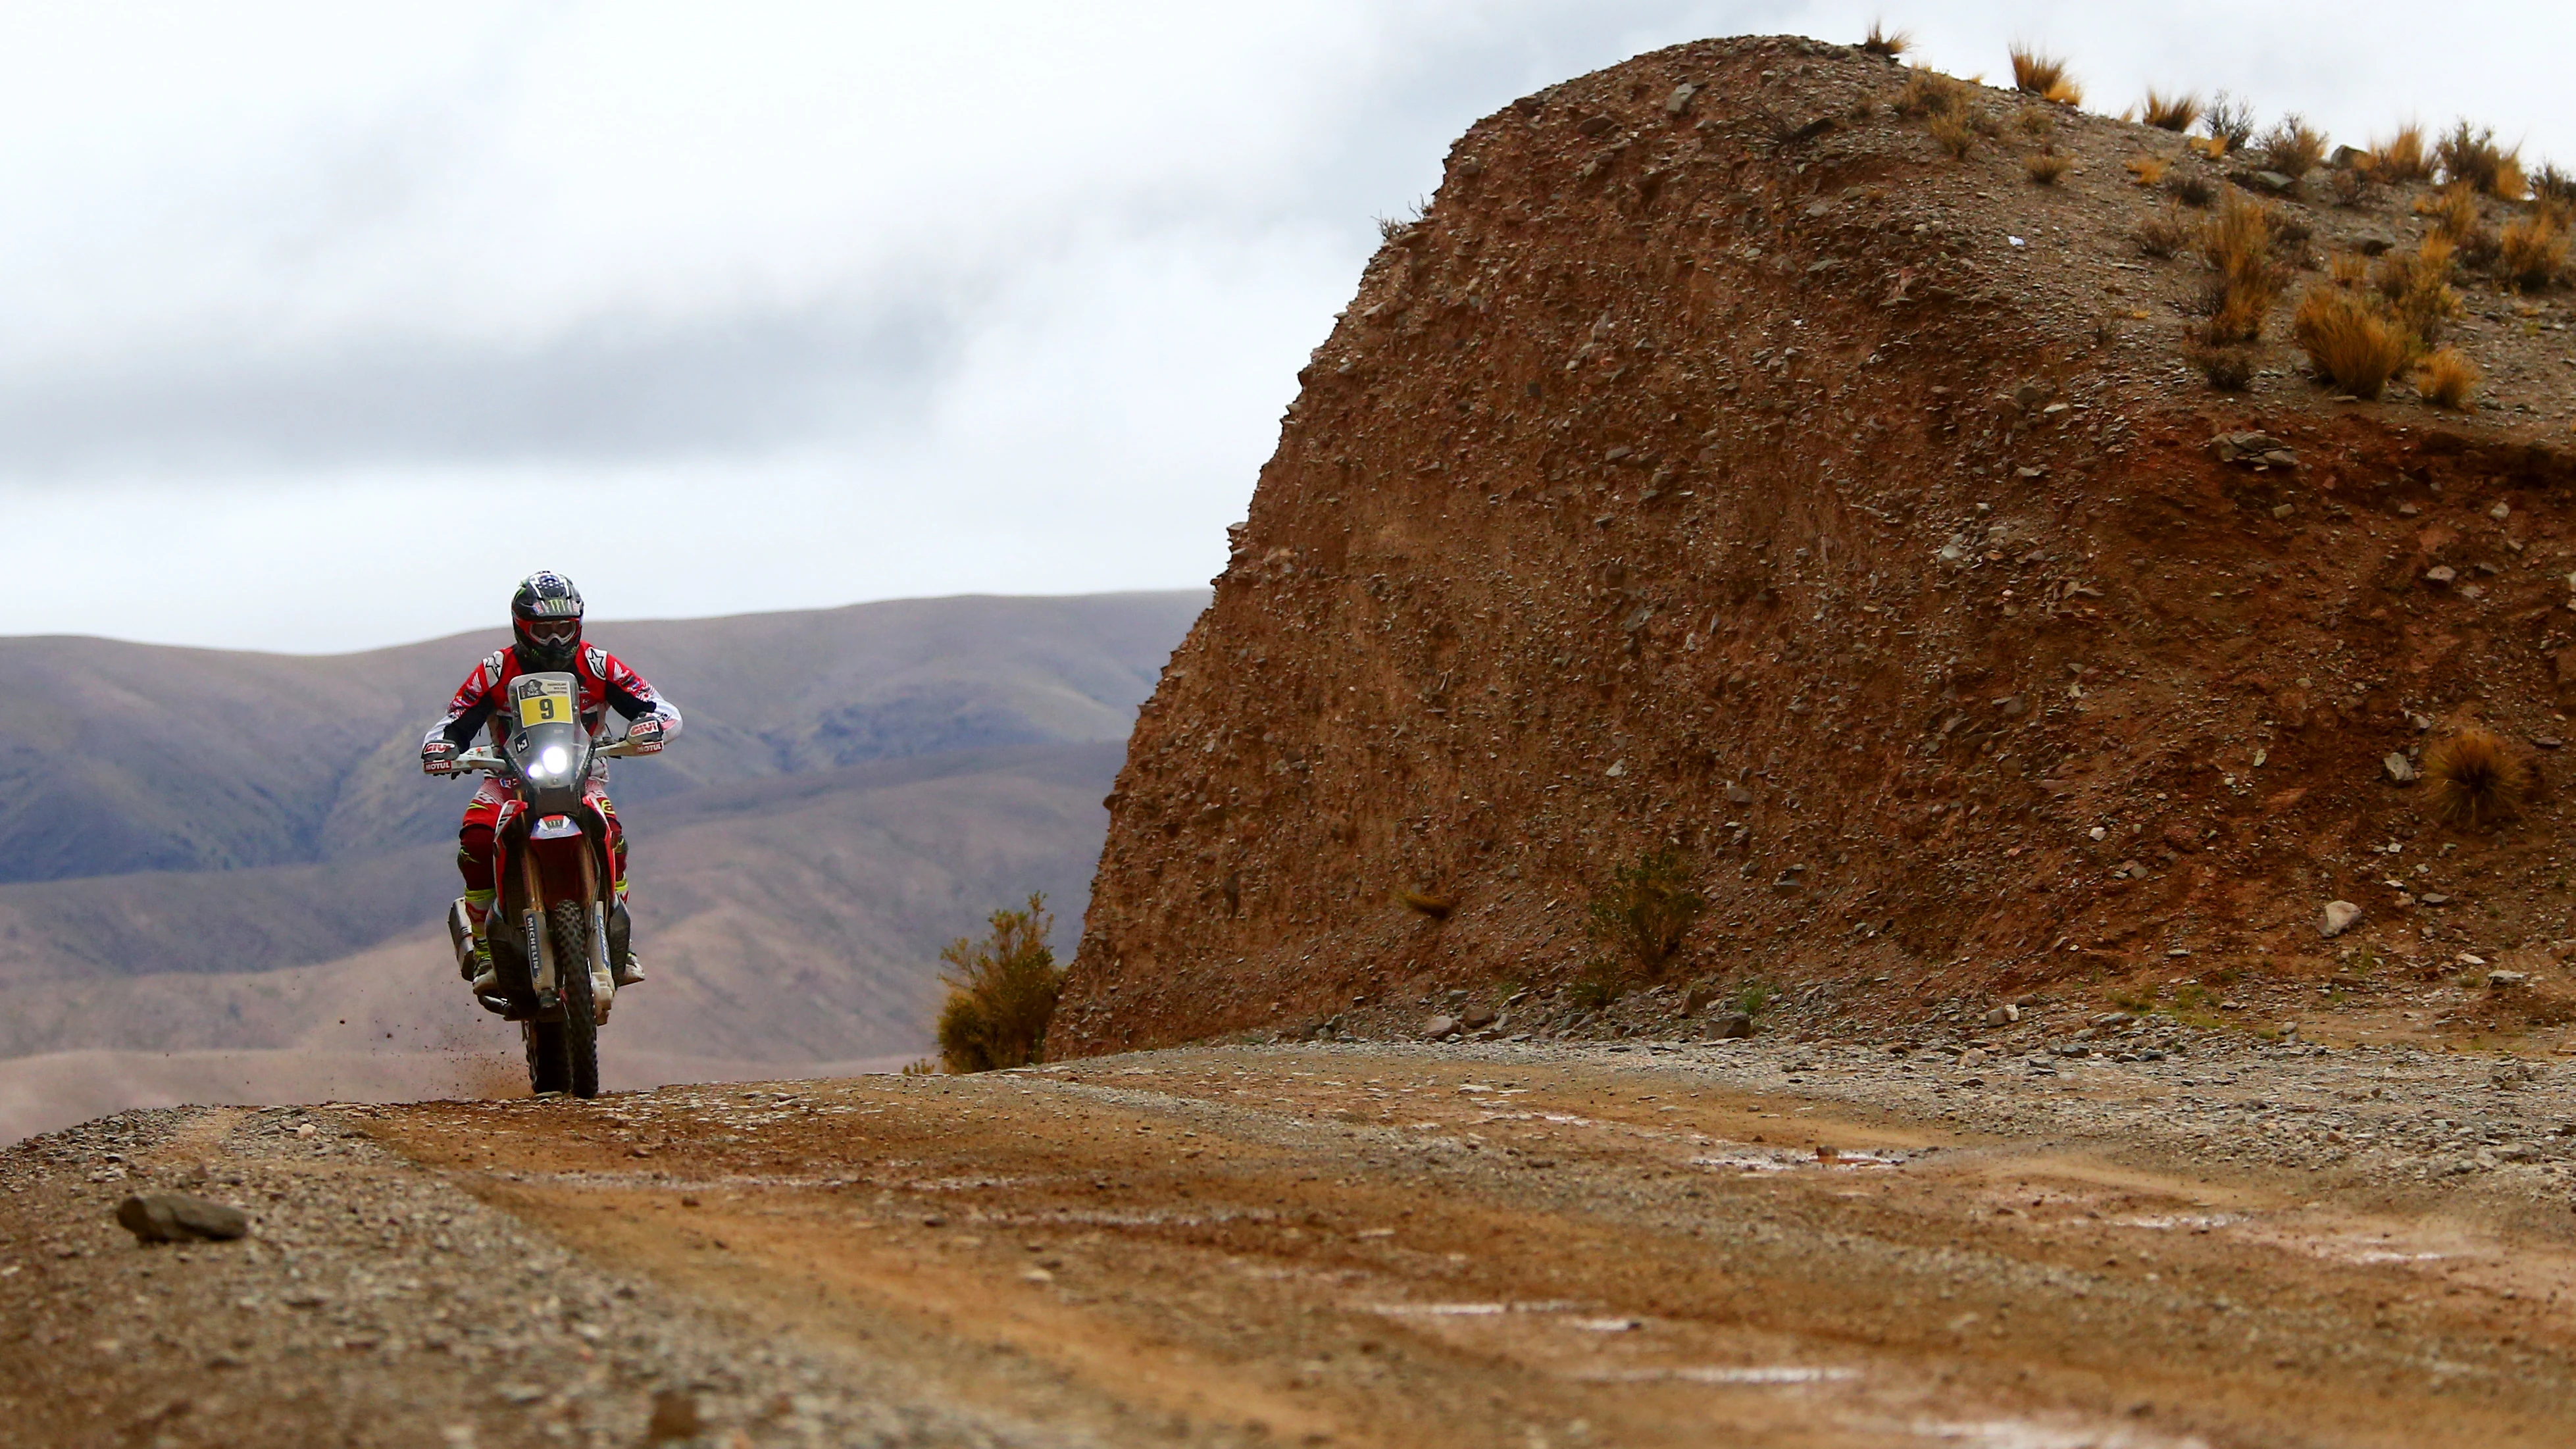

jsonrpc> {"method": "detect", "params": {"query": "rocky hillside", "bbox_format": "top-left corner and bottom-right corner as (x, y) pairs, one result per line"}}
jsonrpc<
(1054, 34), (2576, 1054)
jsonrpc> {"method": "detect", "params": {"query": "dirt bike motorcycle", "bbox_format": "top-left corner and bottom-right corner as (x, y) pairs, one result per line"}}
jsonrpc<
(440, 671), (658, 1099)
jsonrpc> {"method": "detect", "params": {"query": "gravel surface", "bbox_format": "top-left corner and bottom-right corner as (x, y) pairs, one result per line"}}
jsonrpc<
(11, 1033), (2576, 1446)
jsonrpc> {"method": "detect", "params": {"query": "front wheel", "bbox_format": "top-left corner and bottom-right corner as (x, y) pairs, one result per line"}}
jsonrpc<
(521, 900), (601, 1099)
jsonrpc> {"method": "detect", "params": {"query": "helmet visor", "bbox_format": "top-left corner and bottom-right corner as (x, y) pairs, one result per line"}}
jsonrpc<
(520, 618), (581, 645)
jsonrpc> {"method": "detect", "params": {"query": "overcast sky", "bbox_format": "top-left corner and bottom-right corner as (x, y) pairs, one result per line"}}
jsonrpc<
(3, 1), (2573, 653)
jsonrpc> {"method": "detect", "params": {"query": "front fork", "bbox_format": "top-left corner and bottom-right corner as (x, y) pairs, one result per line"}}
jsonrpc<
(521, 834), (619, 1017)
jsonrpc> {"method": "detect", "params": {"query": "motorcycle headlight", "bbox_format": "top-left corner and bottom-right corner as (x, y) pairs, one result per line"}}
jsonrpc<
(536, 744), (571, 780)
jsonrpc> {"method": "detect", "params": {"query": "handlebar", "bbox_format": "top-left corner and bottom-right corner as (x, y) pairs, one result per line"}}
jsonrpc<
(449, 737), (659, 776)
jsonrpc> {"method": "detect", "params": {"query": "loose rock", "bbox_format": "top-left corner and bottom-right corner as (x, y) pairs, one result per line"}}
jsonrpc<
(1421, 1015), (1459, 1040)
(114, 1193), (249, 1245)
(2320, 901), (2363, 938)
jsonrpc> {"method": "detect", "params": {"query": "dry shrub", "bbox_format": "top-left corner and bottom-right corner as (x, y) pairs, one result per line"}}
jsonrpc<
(2415, 346), (2481, 409)
(2437, 122), (2523, 195)
(2535, 163), (2576, 209)
(2133, 203), (2193, 257)
(2368, 124), (2433, 183)
(2500, 210), (2568, 290)
(2184, 342), (2255, 392)
(934, 893), (1065, 1073)
(2292, 284), (2404, 398)
(2257, 115), (2328, 178)
(2197, 193), (2281, 341)
(1861, 20), (1909, 57)
(2330, 166), (2372, 208)
(1929, 113), (1976, 160)
(2125, 156), (2168, 186)
(2025, 151), (2070, 186)
(2017, 105), (2055, 140)
(2141, 88), (2201, 132)
(2416, 184), (2481, 243)
(1397, 888), (1456, 920)
(2422, 727), (2527, 828)
(2203, 91), (2257, 153)
(2165, 169), (2215, 207)
(1897, 67), (1970, 119)
(1585, 848), (1707, 984)
(2009, 44), (2078, 104)
(2377, 238), (2461, 345)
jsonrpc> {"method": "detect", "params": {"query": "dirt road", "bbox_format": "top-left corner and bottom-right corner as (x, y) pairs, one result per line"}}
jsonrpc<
(7, 1033), (2576, 1447)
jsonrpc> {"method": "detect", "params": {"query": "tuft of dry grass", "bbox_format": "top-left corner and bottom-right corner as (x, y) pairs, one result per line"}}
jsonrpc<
(2202, 91), (2257, 153)
(2125, 155), (2168, 186)
(2196, 193), (2281, 341)
(2367, 124), (2433, 183)
(2009, 44), (2078, 103)
(2133, 203), (2193, 257)
(2257, 115), (2329, 178)
(1929, 112), (1976, 160)
(2415, 184), (2481, 243)
(2422, 727), (2526, 828)
(2376, 238), (2461, 347)
(1861, 20), (1909, 57)
(2292, 284), (2405, 398)
(2017, 105), (2054, 140)
(2184, 342), (2255, 392)
(2164, 169), (2215, 207)
(1896, 66), (1970, 119)
(2536, 163), (2576, 209)
(2140, 88), (2201, 132)
(2501, 210), (2569, 291)
(2025, 150), (2070, 185)
(1398, 888), (1457, 920)
(2437, 122), (2523, 195)
(2415, 346), (2481, 409)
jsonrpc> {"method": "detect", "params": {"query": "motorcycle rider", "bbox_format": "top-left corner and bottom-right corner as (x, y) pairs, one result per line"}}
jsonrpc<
(419, 571), (680, 989)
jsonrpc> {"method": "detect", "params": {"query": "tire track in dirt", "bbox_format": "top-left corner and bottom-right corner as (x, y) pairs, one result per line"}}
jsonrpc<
(9, 1039), (2576, 1446)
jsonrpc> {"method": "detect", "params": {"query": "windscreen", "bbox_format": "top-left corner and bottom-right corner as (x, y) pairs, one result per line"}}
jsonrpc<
(503, 672), (590, 803)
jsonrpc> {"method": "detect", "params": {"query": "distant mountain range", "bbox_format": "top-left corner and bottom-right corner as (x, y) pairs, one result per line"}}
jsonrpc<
(0, 591), (1202, 1140)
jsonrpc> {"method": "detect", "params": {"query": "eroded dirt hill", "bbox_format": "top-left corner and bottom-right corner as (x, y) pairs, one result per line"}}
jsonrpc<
(1055, 34), (2576, 1054)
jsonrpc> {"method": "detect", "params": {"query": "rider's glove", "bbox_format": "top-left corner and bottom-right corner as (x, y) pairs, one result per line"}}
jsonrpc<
(624, 717), (666, 754)
(421, 739), (461, 776)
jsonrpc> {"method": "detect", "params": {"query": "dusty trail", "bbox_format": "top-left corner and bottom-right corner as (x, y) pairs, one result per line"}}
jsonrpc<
(7, 1037), (2576, 1447)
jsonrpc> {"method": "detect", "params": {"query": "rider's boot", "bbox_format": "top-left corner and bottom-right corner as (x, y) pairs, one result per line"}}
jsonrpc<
(609, 895), (645, 987)
(455, 890), (499, 992)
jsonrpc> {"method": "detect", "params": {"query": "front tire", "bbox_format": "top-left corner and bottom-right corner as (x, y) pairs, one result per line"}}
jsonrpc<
(518, 900), (601, 1098)
(548, 897), (600, 1100)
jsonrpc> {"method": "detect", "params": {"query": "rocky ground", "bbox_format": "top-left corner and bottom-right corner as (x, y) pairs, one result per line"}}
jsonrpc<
(11, 1030), (2576, 1447)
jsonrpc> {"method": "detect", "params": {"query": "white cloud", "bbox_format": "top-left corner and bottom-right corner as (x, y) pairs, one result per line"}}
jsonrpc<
(0, 1), (2571, 649)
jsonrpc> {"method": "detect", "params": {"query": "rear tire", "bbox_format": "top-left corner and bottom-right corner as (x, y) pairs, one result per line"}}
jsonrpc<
(549, 898), (601, 1100)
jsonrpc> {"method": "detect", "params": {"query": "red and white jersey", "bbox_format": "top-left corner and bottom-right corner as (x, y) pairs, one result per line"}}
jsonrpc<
(422, 644), (682, 753)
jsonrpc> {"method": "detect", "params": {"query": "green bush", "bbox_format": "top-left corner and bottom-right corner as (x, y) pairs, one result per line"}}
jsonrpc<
(935, 893), (1065, 1073)
(1584, 848), (1707, 984)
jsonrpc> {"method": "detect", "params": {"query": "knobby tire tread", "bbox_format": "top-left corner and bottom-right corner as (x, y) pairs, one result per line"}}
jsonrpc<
(550, 898), (600, 1100)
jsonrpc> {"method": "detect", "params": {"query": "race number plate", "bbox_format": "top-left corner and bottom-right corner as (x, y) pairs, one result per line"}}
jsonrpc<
(514, 676), (576, 728)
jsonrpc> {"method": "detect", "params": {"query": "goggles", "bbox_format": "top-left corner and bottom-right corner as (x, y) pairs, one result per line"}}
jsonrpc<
(520, 617), (581, 645)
